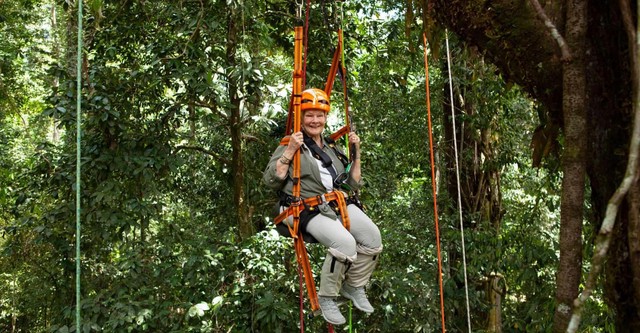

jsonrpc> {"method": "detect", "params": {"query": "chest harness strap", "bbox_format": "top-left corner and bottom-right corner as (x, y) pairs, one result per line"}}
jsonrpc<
(304, 134), (338, 180)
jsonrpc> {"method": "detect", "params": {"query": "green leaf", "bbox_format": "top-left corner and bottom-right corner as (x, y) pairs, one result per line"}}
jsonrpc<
(188, 302), (209, 317)
(211, 296), (223, 311)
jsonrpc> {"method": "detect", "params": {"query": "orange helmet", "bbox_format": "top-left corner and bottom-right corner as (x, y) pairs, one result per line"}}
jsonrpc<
(301, 88), (330, 113)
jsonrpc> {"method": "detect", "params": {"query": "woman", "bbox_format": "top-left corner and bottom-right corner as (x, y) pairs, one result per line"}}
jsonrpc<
(263, 88), (383, 325)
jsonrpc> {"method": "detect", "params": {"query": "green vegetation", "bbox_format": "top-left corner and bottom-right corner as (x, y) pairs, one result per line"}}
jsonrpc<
(1, 1), (629, 332)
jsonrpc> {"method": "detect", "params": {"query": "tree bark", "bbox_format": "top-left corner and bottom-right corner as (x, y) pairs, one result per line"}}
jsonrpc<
(486, 273), (505, 333)
(552, 0), (587, 331)
(432, 0), (564, 118)
(630, 170), (640, 316)
(587, 2), (639, 331)
(226, 5), (253, 240)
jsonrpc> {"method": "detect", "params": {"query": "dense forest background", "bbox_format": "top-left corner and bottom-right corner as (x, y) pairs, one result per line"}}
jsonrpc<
(1, 0), (638, 332)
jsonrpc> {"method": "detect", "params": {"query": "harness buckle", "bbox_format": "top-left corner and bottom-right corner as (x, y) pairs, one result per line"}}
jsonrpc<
(318, 194), (329, 205)
(290, 197), (302, 207)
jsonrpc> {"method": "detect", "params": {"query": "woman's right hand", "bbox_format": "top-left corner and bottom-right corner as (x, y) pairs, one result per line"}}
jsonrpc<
(274, 132), (303, 178)
(286, 131), (304, 155)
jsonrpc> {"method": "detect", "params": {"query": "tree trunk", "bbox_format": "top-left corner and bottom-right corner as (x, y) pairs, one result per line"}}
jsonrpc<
(586, 2), (639, 331)
(50, 4), (60, 142)
(552, 0), (587, 331)
(226, 5), (252, 240)
(432, 0), (640, 330)
(486, 273), (505, 333)
(629, 169), (640, 315)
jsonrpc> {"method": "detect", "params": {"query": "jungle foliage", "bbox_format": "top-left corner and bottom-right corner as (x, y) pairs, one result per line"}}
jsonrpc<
(0, 1), (625, 332)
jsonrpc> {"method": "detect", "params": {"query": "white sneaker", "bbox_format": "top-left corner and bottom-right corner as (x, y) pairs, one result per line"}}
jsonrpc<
(340, 284), (374, 313)
(318, 296), (346, 325)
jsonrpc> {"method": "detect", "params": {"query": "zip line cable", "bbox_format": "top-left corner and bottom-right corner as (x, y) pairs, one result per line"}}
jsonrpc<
(422, 33), (447, 333)
(445, 29), (472, 333)
(75, 0), (83, 331)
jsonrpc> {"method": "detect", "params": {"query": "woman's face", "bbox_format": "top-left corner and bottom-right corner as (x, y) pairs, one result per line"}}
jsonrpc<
(302, 110), (327, 138)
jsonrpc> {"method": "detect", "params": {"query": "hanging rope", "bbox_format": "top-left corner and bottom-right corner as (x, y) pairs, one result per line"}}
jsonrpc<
(293, 6), (305, 314)
(286, 0), (311, 135)
(302, 0), (312, 89)
(75, 0), (83, 331)
(444, 29), (472, 333)
(422, 33), (447, 333)
(298, 265), (305, 332)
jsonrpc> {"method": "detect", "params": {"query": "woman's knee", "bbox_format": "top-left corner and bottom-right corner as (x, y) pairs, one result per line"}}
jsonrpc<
(329, 231), (357, 257)
(306, 216), (357, 256)
(347, 206), (382, 249)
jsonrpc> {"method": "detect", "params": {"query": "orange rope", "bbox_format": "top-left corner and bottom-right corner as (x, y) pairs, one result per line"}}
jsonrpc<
(337, 30), (351, 133)
(292, 25), (303, 238)
(423, 33), (447, 333)
(324, 37), (342, 95)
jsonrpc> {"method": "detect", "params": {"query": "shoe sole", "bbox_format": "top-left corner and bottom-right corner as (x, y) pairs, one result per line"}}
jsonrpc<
(339, 291), (374, 313)
(321, 313), (346, 325)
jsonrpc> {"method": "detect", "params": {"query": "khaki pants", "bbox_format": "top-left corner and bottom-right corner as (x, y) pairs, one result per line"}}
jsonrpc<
(303, 204), (383, 296)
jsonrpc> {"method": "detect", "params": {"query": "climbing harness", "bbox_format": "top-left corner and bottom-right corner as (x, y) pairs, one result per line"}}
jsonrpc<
(276, 1), (356, 331)
(422, 33), (446, 333)
(275, 190), (352, 230)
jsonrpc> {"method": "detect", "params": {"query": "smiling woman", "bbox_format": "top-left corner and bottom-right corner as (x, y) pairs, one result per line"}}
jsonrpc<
(263, 86), (382, 326)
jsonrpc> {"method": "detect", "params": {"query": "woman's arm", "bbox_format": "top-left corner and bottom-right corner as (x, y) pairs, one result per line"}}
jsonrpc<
(347, 131), (362, 183)
(262, 132), (304, 189)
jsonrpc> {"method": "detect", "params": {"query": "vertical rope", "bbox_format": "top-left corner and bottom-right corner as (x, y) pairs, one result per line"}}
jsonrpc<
(423, 33), (447, 333)
(348, 301), (352, 332)
(298, 265), (305, 332)
(445, 29), (472, 333)
(75, 0), (83, 331)
(302, 0), (311, 89)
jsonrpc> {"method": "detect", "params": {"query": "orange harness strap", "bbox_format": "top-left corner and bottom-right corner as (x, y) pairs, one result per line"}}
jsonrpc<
(274, 191), (352, 231)
(324, 30), (342, 95)
(336, 30), (352, 137)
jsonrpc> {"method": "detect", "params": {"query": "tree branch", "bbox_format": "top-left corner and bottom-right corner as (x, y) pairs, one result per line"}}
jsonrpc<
(242, 134), (262, 144)
(175, 145), (230, 165)
(567, 1), (640, 331)
(528, 0), (572, 62)
(192, 99), (228, 120)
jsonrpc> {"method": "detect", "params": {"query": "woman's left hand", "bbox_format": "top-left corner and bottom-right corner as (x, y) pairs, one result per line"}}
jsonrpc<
(348, 132), (361, 162)
(348, 132), (360, 149)
(347, 132), (362, 180)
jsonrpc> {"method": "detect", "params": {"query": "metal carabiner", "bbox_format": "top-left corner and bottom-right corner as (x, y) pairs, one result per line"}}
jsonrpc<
(296, 0), (303, 19)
